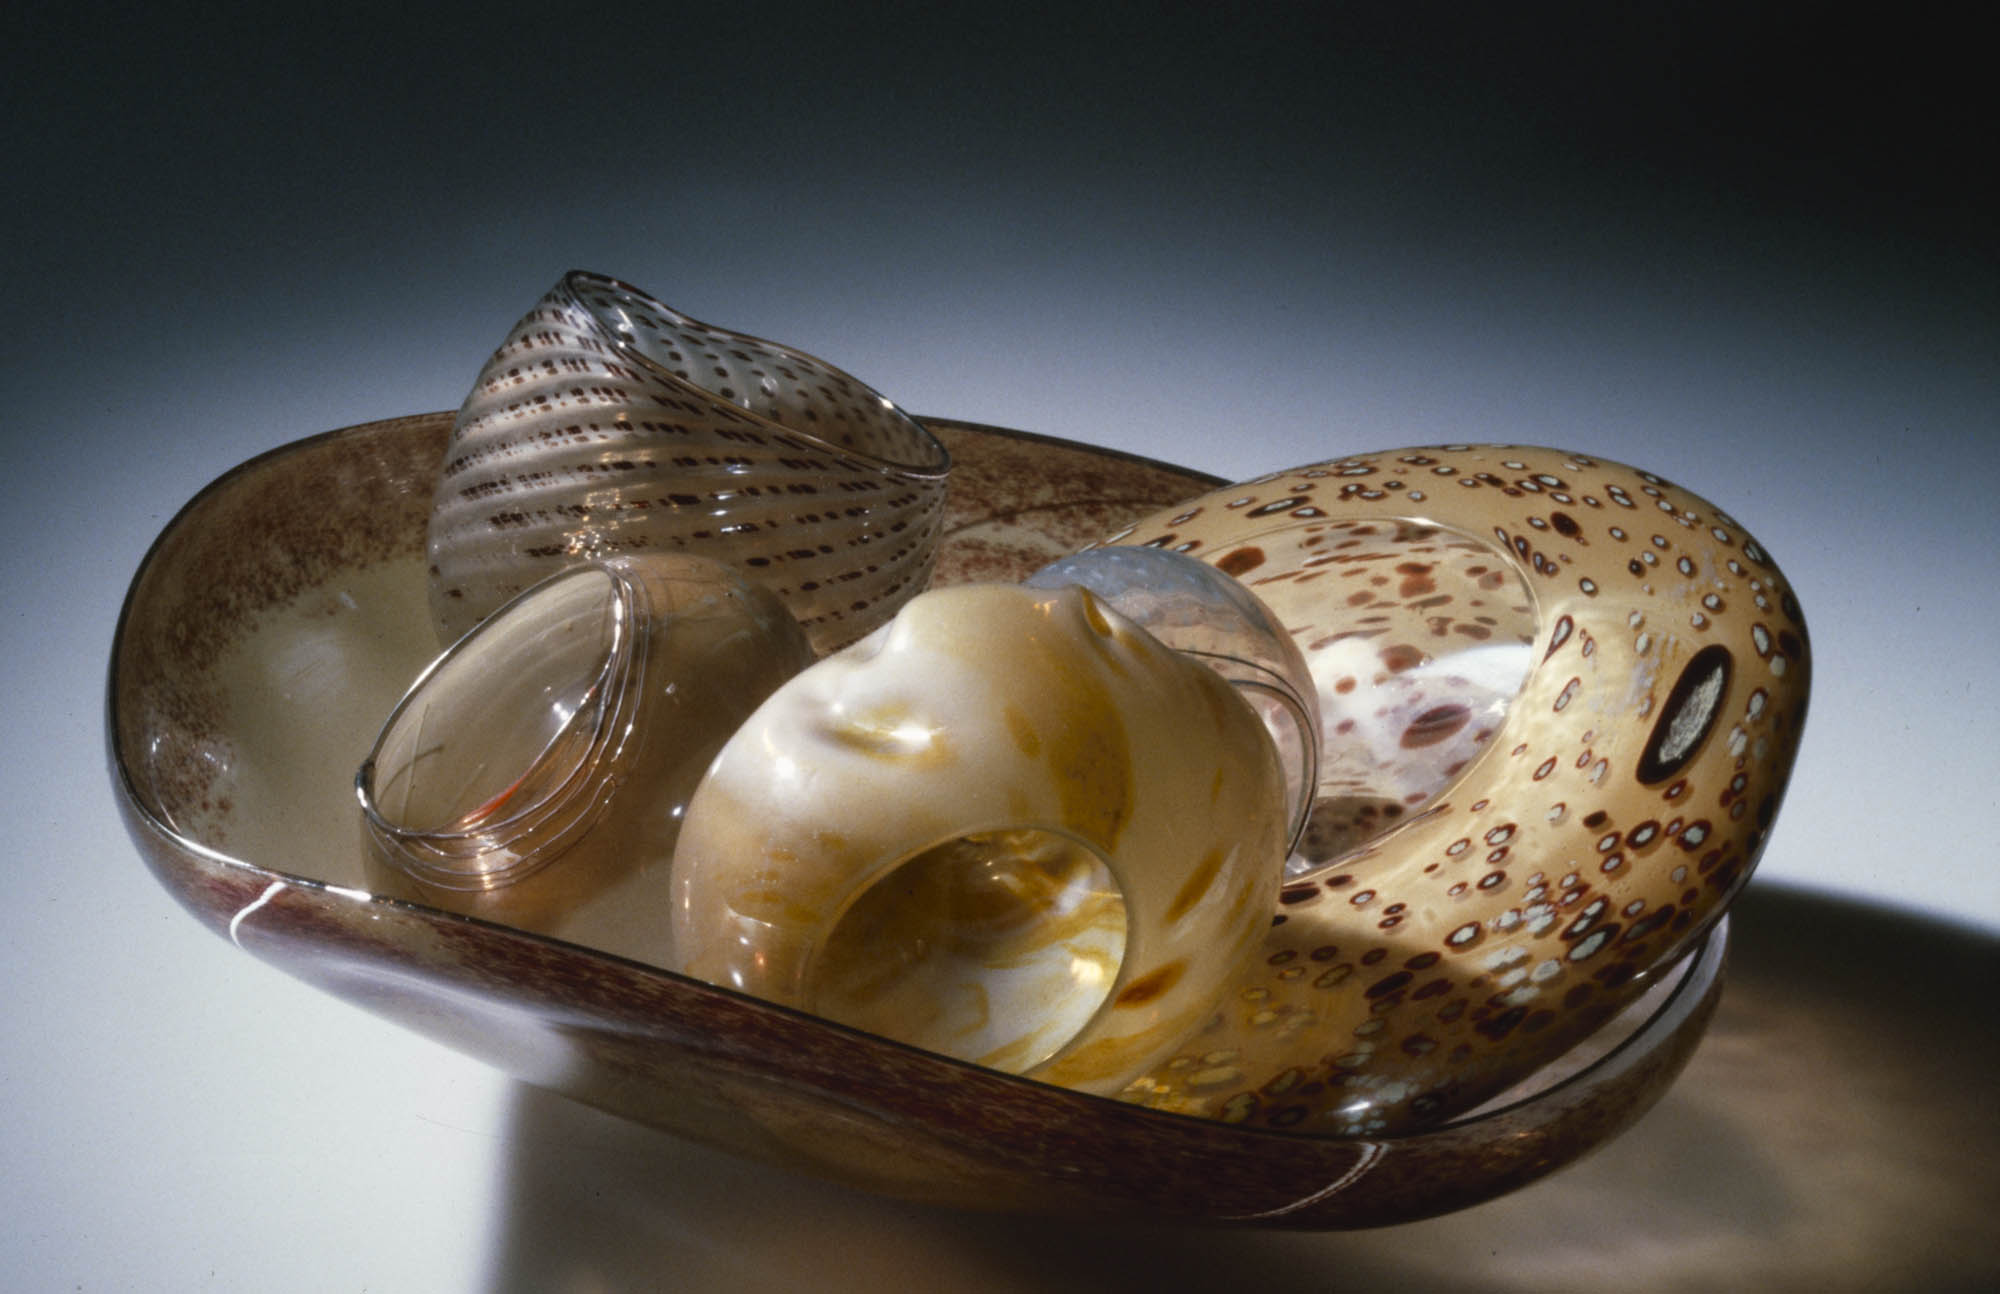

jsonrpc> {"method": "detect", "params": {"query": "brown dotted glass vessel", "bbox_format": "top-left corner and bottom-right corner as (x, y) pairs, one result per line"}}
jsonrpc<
(1098, 446), (1810, 1136)
(428, 272), (951, 653)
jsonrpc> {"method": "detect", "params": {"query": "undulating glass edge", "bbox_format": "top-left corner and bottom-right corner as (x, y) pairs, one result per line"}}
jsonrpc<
(559, 270), (953, 480)
(104, 414), (447, 884)
(1238, 506), (1548, 889)
(1174, 651), (1321, 852)
(804, 819), (1130, 1080)
(105, 411), (1720, 1148)
(355, 563), (635, 861)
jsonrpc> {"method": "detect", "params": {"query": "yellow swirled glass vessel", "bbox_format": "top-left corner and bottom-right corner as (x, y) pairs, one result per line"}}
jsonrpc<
(670, 582), (1291, 1095)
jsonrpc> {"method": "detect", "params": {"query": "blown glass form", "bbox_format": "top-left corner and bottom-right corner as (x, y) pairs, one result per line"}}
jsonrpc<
(428, 272), (951, 652)
(670, 582), (1291, 1095)
(112, 409), (1781, 1223)
(1094, 446), (1811, 1134)
(1024, 545), (1323, 853)
(358, 552), (813, 962)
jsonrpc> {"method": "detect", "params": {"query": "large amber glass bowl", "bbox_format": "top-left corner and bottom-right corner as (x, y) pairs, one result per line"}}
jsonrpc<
(108, 412), (1724, 1227)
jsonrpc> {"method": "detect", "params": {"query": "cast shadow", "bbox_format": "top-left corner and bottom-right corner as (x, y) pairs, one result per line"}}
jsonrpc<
(477, 884), (1999, 1292)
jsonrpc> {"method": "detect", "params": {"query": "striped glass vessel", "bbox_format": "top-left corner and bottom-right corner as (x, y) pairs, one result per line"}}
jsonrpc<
(428, 271), (951, 653)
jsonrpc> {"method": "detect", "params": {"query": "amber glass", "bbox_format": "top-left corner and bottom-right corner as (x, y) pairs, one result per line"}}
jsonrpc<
(110, 413), (1781, 1225)
(1101, 446), (1808, 1137)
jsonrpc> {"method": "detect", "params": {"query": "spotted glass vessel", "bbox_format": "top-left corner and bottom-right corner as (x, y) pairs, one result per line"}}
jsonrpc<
(1095, 446), (1810, 1134)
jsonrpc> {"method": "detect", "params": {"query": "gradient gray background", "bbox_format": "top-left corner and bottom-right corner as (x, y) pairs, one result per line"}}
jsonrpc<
(6, 3), (1995, 1289)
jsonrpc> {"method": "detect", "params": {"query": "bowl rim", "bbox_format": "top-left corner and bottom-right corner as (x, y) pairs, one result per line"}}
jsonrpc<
(557, 270), (953, 480)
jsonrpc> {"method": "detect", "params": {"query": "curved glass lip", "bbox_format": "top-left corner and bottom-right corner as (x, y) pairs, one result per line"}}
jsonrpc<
(353, 562), (648, 888)
(1021, 551), (1324, 856)
(1202, 509), (1549, 882)
(127, 791), (1726, 1156)
(1431, 914), (1722, 1130)
(1176, 647), (1321, 854)
(559, 269), (953, 481)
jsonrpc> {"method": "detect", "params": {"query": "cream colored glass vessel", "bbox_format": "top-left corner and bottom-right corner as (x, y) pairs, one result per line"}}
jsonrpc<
(671, 582), (1290, 1095)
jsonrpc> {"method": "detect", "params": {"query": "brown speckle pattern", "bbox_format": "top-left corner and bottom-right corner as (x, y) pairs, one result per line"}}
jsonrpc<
(1101, 445), (1809, 1135)
(110, 416), (443, 844)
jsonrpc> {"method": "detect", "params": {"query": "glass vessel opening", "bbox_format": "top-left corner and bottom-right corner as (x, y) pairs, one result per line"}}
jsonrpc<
(565, 271), (949, 477)
(359, 566), (631, 887)
(808, 827), (1128, 1075)
(1252, 519), (1541, 873)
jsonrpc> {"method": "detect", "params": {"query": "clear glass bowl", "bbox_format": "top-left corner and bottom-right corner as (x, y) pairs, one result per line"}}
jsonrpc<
(356, 553), (812, 962)
(110, 411), (1729, 1226)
